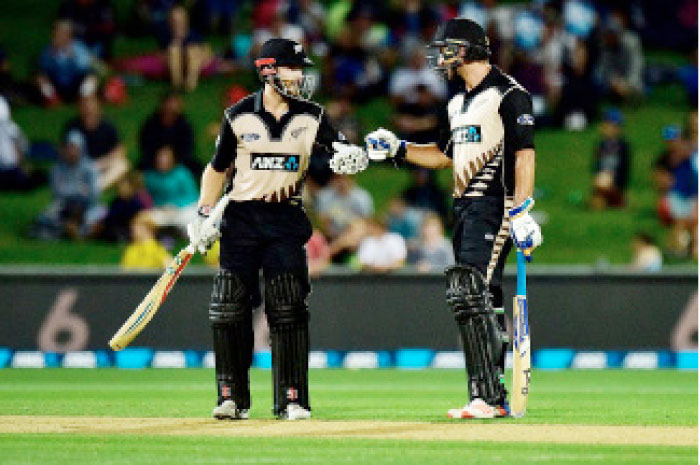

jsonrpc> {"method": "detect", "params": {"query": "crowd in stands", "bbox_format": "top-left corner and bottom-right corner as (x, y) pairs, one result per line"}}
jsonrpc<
(0, 0), (697, 270)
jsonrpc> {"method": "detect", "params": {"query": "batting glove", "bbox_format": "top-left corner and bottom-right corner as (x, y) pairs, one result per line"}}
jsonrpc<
(186, 205), (221, 254)
(365, 128), (406, 161)
(508, 197), (542, 260)
(329, 142), (369, 175)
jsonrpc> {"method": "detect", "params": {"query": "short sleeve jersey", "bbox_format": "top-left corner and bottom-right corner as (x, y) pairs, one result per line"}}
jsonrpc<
(436, 66), (535, 199)
(211, 90), (344, 204)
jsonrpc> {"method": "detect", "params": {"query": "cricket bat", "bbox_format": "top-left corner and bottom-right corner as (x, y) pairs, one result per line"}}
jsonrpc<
(511, 249), (531, 417)
(108, 195), (230, 351)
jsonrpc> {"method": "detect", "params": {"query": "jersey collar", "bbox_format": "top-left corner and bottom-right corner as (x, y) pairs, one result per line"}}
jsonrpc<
(464, 65), (498, 98)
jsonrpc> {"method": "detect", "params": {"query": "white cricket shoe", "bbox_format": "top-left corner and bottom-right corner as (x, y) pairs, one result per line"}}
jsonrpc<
(280, 403), (311, 420)
(212, 400), (249, 420)
(447, 398), (509, 419)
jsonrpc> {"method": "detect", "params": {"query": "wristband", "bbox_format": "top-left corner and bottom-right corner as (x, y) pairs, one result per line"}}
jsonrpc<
(508, 197), (534, 219)
(391, 140), (407, 168)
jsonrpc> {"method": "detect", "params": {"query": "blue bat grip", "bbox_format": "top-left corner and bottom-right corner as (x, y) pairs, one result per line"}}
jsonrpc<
(516, 249), (527, 296)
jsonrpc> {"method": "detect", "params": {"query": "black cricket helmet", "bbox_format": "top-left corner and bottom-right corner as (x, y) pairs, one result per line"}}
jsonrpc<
(255, 38), (315, 101)
(428, 18), (491, 76)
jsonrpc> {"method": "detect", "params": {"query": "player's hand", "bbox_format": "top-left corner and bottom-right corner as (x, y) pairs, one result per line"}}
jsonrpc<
(508, 197), (542, 260)
(187, 206), (221, 254)
(365, 128), (404, 161)
(329, 142), (369, 175)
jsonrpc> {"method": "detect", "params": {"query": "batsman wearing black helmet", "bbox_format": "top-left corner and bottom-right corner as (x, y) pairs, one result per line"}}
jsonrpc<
(366, 18), (542, 418)
(187, 38), (368, 420)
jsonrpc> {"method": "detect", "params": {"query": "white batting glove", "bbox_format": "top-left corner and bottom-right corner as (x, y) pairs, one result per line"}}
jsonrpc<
(508, 197), (542, 260)
(365, 128), (404, 161)
(186, 206), (221, 254)
(329, 142), (369, 175)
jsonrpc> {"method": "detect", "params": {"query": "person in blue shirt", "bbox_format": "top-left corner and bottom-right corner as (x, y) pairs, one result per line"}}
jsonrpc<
(32, 130), (103, 239)
(36, 20), (96, 104)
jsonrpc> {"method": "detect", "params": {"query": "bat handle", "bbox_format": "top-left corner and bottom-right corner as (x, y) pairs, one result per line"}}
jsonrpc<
(516, 249), (527, 295)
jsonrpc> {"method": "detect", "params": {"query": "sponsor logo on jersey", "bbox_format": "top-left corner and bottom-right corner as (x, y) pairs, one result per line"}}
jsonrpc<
(453, 125), (482, 143)
(517, 114), (535, 125)
(251, 153), (300, 171)
(241, 133), (261, 142)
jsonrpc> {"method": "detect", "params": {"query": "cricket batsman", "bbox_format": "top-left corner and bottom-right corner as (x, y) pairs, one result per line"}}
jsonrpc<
(187, 38), (368, 420)
(365, 18), (542, 418)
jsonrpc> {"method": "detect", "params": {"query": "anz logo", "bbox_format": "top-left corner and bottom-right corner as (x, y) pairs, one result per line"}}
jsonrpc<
(453, 125), (482, 143)
(251, 153), (300, 171)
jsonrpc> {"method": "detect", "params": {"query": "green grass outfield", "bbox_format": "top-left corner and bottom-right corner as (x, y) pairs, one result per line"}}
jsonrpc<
(0, 368), (697, 464)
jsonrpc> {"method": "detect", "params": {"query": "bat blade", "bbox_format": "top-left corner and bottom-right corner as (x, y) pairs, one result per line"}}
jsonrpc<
(511, 250), (531, 418)
(108, 248), (193, 351)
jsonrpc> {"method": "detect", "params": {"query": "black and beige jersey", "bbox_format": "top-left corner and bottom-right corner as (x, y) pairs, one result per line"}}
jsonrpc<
(211, 90), (343, 204)
(437, 66), (535, 199)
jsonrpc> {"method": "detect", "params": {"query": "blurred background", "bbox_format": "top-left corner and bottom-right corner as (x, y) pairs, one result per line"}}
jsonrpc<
(0, 0), (696, 368)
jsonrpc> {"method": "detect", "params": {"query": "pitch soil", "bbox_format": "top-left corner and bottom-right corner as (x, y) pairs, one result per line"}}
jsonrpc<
(1, 416), (696, 446)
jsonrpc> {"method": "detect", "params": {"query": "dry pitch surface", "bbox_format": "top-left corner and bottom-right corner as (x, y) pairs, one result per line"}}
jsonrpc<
(1, 416), (697, 447)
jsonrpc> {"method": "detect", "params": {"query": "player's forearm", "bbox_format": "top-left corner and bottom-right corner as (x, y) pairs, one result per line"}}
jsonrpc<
(514, 148), (535, 205)
(405, 143), (453, 169)
(198, 163), (227, 207)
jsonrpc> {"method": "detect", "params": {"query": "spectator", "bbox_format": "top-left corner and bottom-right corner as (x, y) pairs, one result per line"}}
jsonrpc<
(316, 174), (374, 240)
(57, 0), (117, 60)
(557, 38), (597, 130)
(190, 0), (236, 35)
(594, 11), (644, 102)
(327, 217), (368, 263)
(630, 232), (663, 272)
(0, 96), (44, 191)
(410, 213), (454, 272)
(290, 0), (328, 53)
(127, 0), (175, 38)
(144, 144), (199, 233)
(95, 171), (152, 242)
(36, 20), (97, 105)
(31, 130), (102, 240)
(386, 197), (424, 243)
(668, 140), (697, 258)
(389, 39), (446, 107)
(63, 94), (129, 190)
(118, 4), (218, 89)
(139, 91), (200, 175)
(160, 5), (210, 91)
(325, 96), (360, 144)
(251, 5), (306, 58)
(324, 4), (388, 101)
(306, 229), (331, 277)
(401, 168), (448, 219)
(121, 212), (171, 270)
(590, 108), (630, 209)
(538, 7), (566, 116)
(393, 84), (443, 144)
(654, 125), (690, 224)
(389, 43), (445, 144)
(654, 124), (698, 257)
(357, 218), (407, 273)
(389, 0), (440, 44)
